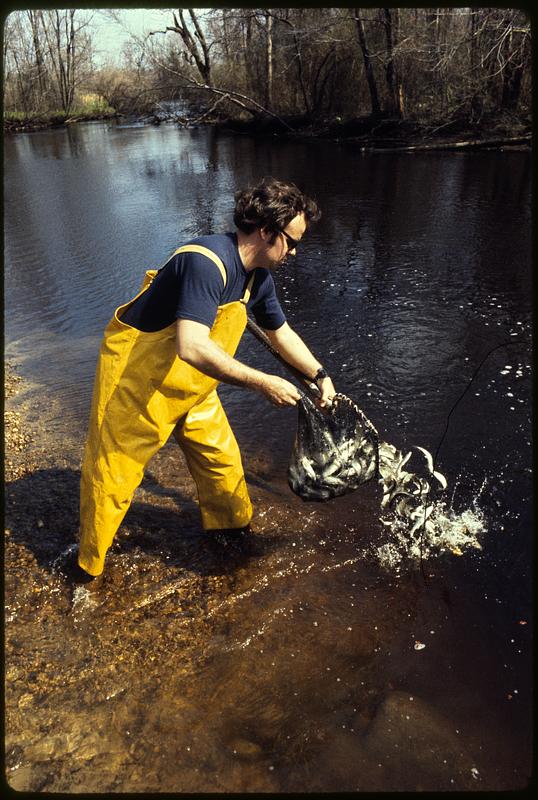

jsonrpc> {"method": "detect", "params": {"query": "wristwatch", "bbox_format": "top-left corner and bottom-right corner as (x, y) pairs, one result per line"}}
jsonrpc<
(313, 367), (329, 384)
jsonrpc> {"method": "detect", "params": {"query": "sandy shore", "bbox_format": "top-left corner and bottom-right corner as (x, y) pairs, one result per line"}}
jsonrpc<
(5, 362), (34, 477)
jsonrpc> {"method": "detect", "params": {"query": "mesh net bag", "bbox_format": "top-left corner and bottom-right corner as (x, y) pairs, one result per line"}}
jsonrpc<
(288, 393), (379, 501)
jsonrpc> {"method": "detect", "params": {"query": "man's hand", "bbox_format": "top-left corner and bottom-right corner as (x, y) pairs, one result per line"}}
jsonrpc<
(264, 323), (336, 410)
(258, 374), (302, 407)
(317, 376), (336, 409)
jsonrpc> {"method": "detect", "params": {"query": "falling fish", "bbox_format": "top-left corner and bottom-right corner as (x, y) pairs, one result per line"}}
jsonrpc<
(414, 446), (448, 489)
(289, 393), (446, 513)
(287, 391), (469, 560)
(408, 504), (434, 536)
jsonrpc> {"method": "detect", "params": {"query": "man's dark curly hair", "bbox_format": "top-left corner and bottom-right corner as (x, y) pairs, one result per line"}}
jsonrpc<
(233, 177), (321, 241)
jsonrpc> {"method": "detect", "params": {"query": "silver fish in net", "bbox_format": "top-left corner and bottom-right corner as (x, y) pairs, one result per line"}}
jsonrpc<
(288, 393), (379, 501)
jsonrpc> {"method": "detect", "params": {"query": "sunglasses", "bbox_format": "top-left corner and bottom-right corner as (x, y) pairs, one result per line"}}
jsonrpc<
(279, 228), (301, 251)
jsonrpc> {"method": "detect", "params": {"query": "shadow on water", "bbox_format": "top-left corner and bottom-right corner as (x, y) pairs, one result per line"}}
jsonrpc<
(4, 466), (285, 582)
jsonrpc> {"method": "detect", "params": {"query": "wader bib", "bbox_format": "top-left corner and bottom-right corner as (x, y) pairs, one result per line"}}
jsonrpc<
(79, 246), (255, 576)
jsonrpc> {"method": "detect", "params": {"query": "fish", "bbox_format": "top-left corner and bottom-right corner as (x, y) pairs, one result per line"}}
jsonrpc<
(378, 442), (450, 542)
(415, 446), (448, 489)
(288, 392), (449, 547)
(288, 393), (379, 501)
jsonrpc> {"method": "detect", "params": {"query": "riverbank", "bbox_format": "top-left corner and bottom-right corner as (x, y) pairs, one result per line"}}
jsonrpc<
(5, 362), (35, 480)
(3, 110), (119, 133)
(5, 108), (531, 151)
(215, 110), (532, 151)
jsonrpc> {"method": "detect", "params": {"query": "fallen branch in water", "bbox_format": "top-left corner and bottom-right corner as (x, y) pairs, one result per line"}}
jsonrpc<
(187, 93), (233, 126)
(361, 134), (531, 153)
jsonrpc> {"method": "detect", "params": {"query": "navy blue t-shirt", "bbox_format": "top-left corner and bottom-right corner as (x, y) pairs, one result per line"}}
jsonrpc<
(120, 233), (286, 332)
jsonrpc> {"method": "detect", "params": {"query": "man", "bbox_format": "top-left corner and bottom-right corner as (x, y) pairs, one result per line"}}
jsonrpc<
(73, 177), (335, 583)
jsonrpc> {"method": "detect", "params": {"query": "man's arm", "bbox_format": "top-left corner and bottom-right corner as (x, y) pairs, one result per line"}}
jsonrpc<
(264, 322), (336, 407)
(176, 319), (301, 407)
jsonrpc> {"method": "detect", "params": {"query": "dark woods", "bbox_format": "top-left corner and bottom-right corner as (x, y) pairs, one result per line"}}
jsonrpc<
(4, 8), (531, 138)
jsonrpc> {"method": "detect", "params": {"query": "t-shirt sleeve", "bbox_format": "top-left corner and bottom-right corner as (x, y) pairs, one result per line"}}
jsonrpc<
(249, 271), (287, 331)
(174, 252), (226, 328)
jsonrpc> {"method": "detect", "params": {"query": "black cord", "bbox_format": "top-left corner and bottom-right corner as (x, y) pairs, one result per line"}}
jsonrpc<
(432, 340), (524, 467)
(418, 338), (527, 582)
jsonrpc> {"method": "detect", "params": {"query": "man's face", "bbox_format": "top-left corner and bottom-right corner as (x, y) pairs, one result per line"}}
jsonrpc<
(259, 212), (307, 269)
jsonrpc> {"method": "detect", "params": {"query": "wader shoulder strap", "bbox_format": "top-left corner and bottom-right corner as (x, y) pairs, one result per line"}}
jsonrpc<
(173, 245), (227, 288)
(240, 272), (256, 305)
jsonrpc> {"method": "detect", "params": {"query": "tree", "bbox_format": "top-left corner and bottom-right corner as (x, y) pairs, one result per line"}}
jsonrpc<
(3, 9), (94, 116)
(40, 9), (93, 115)
(499, 11), (530, 111)
(381, 8), (403, 117)
(144, 8), (294, 128)
(6, 7), (530, 133)
(264, 10), (273, 110)
(27, 10), (48, 99)
(150, 9), (212, 86)
(4, 11), (45, 113)
(353, 9), (381, 116)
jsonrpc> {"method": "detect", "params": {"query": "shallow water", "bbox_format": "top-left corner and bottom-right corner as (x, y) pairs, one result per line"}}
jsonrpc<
(4, 122), (532, 791)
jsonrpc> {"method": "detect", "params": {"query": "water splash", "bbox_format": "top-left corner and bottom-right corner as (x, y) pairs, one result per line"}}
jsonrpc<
(374, 442), (487, 571)
(50, 542), (78, 575)
(71, 584), (99, 621)
(375, 501), (486, 571)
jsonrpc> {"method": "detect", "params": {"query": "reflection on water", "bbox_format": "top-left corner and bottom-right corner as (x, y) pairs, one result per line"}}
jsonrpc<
(4, 122), (532, 791)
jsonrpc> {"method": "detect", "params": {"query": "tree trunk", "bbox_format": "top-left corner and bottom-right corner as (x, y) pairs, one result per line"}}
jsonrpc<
(265, 12), (273, 110)
(501, 24), (524, 111)
(167, 9), (212, 87)
(480, 9), (501, 108)
(244, 16), (255, 95)
(188, 9), (211, 85)
(312, 46), (336, 117)
(468, 9), (483, 122)
(27, 10), (47, 101)
(41, 10), (73, 114)
(266, 10), (310, 116)
(393, 9), (404, 117)
(501, 56), (523, 111)
(382, 8), (401, 117)
(65, 10), (76, 114)
(290, 14), (310, 116)
(221, 9), (230, 63)
(12, 49), (31, 114)
(354, 9), (381, 116)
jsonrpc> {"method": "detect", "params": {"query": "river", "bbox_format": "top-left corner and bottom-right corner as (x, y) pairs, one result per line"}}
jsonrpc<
(4, 121), (532, 791)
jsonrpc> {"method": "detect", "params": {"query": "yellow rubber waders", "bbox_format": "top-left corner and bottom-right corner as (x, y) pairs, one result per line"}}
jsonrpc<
(79, 247), (255, 576)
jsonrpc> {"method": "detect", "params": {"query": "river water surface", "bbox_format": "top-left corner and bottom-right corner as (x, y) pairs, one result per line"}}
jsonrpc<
(4, 122), (532, 791)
